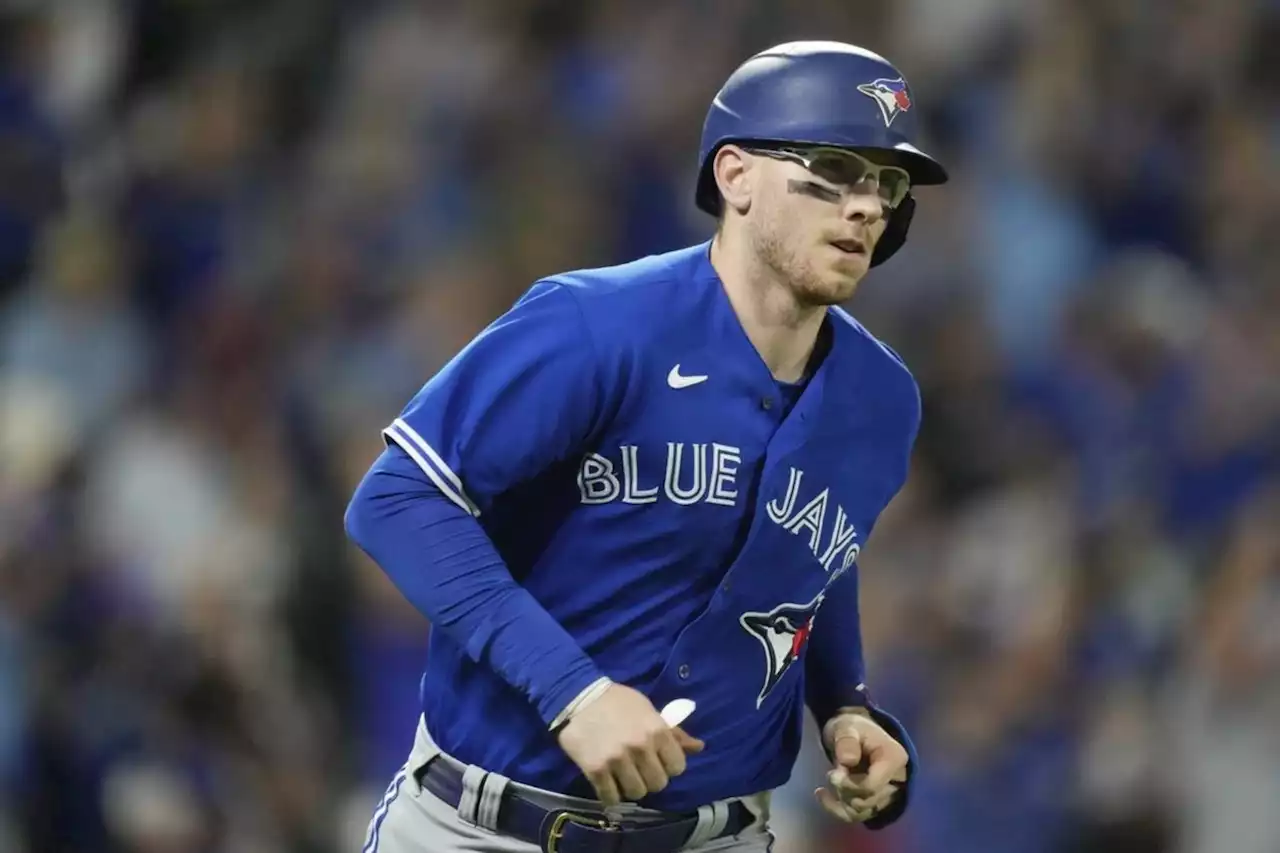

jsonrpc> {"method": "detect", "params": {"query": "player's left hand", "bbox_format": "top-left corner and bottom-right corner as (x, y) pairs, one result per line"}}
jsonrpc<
(814, 708), (908, 823)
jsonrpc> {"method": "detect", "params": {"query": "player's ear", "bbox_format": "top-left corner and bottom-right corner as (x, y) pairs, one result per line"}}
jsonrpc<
(713, 144), (753, 217)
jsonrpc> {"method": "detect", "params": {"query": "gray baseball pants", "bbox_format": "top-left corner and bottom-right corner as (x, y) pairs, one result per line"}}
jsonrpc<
(361, 715), (776, 852)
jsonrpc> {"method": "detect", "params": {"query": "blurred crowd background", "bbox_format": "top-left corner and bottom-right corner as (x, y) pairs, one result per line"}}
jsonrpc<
(0, 1), (1277, 852)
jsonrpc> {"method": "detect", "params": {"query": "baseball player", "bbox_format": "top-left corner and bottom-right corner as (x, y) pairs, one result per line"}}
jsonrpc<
(345, 41), (948, 853)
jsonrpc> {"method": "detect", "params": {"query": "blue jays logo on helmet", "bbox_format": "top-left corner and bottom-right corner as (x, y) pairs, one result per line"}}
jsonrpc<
(740, 593), (827, 708)
(857, 77), (912, 128)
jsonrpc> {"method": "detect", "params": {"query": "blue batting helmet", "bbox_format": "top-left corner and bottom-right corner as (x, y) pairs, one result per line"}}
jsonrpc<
(696, 41), (948, 266)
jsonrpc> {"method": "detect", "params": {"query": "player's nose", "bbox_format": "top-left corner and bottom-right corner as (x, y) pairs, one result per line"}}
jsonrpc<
(840, 190), (884, 224)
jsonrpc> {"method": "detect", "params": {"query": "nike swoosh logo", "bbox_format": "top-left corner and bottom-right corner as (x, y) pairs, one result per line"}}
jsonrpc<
(667, 365), (709, 389)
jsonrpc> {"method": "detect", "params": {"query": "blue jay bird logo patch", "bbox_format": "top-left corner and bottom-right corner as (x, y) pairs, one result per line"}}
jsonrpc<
(740, 593), (827, 708)
(857, 77), (912, 127)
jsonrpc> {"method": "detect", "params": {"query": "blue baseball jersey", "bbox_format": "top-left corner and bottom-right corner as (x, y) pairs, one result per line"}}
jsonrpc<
(375, 241), (920, 810)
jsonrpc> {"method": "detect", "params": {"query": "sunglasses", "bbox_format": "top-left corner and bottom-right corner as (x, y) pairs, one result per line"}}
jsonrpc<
(743, 145), (912, 210)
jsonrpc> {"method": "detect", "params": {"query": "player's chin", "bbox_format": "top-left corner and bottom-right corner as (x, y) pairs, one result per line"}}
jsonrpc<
(812, 257), (866, 302)
(799, 276), (859, 307)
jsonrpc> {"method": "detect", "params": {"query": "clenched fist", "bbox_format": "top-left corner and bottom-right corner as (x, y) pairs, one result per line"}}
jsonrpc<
(815, 707), (908, 823)
(556, 684), (705, 805)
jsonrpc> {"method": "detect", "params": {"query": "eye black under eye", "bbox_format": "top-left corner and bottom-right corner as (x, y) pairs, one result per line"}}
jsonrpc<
(787, 179), (843, 203)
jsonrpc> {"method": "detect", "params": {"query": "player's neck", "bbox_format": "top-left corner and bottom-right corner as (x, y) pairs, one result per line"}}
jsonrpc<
(710, 234), (825, 384)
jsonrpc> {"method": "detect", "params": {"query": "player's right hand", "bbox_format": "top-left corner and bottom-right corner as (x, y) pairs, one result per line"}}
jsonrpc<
(555, 683), (705, 806)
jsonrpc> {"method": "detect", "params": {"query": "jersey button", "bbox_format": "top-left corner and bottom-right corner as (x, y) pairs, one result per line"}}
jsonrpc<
(678, 664), (691, 680)
(760, 396), (773, 411)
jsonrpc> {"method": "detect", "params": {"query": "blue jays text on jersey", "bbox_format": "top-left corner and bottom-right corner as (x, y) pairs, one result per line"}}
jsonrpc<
(345, 241), (922, 814)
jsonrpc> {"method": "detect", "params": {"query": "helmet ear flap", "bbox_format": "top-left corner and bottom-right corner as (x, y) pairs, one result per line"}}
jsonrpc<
(870, 193), (915, 267)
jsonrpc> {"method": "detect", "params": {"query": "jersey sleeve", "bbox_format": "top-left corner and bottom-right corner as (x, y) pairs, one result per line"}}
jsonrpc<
(344, 445), (608, 728)
(805, 565), (869, 726)
(382, 279), (602, 516)
(805, 565), (919, 830)
(803, 355), (921, 725)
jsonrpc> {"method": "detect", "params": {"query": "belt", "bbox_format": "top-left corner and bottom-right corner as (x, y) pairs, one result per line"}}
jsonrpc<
(419, 757), (755, 853)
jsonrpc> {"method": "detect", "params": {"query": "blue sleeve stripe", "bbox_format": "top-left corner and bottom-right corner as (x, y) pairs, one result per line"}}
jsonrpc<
(383, 419), (481, 517)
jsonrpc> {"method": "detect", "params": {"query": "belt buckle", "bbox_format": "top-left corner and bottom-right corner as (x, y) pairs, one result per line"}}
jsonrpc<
(545, 810), (618, 853)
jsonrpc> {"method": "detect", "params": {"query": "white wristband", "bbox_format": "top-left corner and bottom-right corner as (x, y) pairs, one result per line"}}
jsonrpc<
(549, 676), (614, 731)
